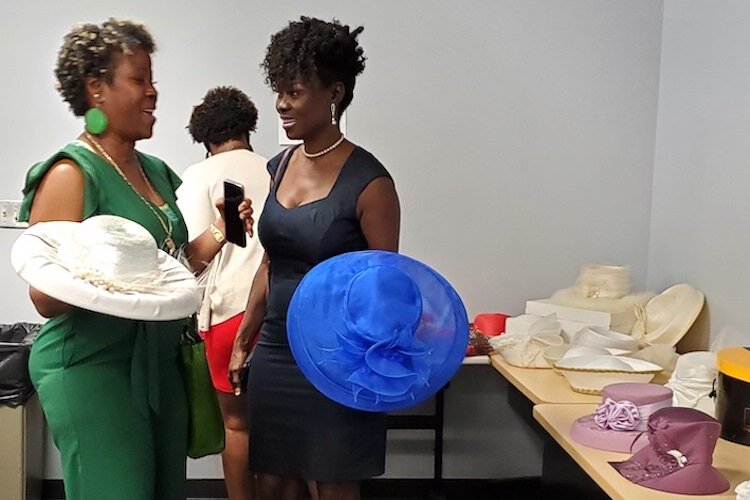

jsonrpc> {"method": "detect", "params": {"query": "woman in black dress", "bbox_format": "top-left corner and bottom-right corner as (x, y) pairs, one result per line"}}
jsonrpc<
(229, 17), (400, 500)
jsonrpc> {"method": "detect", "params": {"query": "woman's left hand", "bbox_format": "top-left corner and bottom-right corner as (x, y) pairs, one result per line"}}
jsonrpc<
(215, 197), (255, 237)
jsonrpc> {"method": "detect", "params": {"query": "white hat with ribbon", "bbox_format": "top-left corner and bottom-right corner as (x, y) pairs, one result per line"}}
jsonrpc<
(11, 215), (201, 321)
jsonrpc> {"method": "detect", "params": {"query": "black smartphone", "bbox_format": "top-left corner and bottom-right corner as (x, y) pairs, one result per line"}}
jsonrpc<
(223, 179), (246, 247)
(237, 352), (254, 393)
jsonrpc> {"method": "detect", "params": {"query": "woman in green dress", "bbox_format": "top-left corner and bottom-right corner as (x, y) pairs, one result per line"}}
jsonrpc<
(19, 18), (254, 500)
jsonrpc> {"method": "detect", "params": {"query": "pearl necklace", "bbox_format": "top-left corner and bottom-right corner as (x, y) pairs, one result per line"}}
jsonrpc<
(302, 134), (345, 158)
(84, 132), (176, 254)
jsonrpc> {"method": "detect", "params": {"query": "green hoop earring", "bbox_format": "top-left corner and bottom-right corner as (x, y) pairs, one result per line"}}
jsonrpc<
(85, 107), (108, 135)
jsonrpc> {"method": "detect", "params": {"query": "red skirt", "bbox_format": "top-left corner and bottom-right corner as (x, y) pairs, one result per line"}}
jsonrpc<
(202, 312), (244, 393)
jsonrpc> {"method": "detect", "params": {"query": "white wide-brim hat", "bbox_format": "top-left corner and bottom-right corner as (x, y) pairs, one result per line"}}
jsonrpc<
(633, 284), (704, 347)
(11, 215), (201, 321)
(572, 325), (639, 353)
(554, 355), (663, 394)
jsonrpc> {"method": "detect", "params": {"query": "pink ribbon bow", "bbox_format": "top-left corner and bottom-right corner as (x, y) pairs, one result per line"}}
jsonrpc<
(595, 397), (641, 431)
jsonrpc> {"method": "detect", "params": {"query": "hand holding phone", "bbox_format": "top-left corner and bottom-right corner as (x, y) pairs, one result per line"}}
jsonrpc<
(223, 179), (246, 247)
(236, 352), (254, 395)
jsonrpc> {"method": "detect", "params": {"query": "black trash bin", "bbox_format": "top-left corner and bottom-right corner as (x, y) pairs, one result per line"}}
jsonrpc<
(0, 322), (40, 408)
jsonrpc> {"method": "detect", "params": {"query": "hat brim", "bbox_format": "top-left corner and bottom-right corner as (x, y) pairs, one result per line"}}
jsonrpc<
(570, 414), (649, 453)
(643, 284), (704, 347)
(11, 221), (201, 321)
(287, 250), (469, 412)
(611, 457), (729, 495)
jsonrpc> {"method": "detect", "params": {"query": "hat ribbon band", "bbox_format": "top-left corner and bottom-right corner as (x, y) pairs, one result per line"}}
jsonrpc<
(668, 374), (716, 407)
(595, 397), (671, 432)
(73, 268), (153, 293)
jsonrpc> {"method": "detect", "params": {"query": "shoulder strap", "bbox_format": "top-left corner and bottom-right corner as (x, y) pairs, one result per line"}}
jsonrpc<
(273, 146), (295, 187)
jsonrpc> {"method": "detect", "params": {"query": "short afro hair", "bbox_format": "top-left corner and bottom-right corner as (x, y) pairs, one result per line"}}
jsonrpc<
(187, 86), (259, 145)
(262, 16), (366, 114)
(55, 18), (156, 116)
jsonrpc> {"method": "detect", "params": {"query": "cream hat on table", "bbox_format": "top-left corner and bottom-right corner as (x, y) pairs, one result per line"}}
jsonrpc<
(547, 265), (654, 331)
(572, 325), (639, 354)
(573, 265), (631, 299)
(11, 215), (201, 321)
(554, 355), (663, 394)
(631, 284), (704, 347)
(490, 314), (564, 368)
(665, 351), (716, 417)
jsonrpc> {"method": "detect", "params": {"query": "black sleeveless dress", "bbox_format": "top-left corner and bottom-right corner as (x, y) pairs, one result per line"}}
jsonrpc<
(246, 146), (390, 481)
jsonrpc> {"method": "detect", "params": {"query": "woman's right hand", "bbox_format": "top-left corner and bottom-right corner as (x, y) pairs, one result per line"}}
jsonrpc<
(229, 251), (270, 394)
(228, 329), (253, 396)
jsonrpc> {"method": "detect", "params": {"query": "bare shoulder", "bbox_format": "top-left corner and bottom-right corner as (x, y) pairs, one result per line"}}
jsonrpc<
(40, 159), (84, 182)
(358, 175), (400, 252)
(29, 159), (85, 224)
(359, 176), (398, 208)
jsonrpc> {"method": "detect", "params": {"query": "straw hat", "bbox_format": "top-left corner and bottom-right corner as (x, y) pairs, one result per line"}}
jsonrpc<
(11, 215), (201, 321)
(554, 355), (663, 394)
(631, 284), (704, 347)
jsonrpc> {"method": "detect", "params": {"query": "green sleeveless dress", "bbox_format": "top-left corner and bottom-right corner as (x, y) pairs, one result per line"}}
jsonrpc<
(19, 141), (190, 500)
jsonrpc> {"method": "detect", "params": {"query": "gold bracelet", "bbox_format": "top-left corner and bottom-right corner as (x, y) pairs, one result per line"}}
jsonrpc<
(209, 223), (226, 244)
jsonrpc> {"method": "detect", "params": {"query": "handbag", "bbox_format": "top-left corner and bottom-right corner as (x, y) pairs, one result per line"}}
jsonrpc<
(180, 315), (225, 458)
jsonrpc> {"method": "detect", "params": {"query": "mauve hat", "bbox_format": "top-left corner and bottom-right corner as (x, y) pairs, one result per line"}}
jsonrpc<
(610, 406), (730, 495)
(571, 383), (673, 452)
(287, 250), (469, 412)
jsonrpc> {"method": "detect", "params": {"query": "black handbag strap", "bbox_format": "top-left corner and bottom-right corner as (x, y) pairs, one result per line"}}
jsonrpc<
(183, 314), (202, 344)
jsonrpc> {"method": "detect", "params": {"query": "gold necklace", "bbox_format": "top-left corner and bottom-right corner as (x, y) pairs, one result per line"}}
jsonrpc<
(208, 144), (250, 157)
(84, 132), (176, 254)
(302, 134), (345, 158)
(214, 142), (251, 154)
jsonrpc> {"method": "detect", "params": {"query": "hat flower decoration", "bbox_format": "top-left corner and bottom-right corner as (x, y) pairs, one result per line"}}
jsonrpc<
(595, 398), (641, 431)
(287, 250), (469, 412)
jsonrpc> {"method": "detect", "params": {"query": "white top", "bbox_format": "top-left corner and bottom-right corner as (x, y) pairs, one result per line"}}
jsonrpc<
(177, 149), (269, 330)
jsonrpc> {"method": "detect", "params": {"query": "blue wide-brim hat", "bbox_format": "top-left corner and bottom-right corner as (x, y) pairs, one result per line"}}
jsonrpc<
(287, 250), (469, 412)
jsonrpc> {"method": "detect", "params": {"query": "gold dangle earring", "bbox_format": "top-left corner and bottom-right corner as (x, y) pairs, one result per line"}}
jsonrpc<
(331, 102), (337, 126)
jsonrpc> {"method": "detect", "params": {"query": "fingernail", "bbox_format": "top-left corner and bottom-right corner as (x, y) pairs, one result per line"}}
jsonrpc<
(234, 388), (241, 396)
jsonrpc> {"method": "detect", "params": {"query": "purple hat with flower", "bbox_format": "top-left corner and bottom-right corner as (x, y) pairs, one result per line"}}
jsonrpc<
(610, 406), (730, 495)
(571, 383), (673, 453)
(287, 250), (469, 412)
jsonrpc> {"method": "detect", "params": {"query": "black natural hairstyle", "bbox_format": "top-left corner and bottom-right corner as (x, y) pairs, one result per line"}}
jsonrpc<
(188, 86), (258, 146)
(55, 18), (155, 116)
(262, 16), (366, 114)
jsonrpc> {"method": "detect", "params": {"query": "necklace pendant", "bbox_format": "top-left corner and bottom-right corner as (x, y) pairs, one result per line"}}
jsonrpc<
(164, 237), (176, 254)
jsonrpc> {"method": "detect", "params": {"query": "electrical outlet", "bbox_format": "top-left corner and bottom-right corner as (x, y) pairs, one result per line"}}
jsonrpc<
(0, 200), (27, 229)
